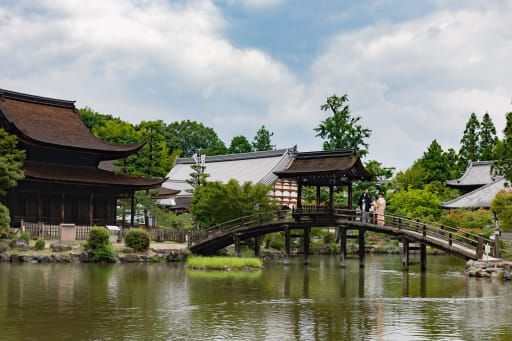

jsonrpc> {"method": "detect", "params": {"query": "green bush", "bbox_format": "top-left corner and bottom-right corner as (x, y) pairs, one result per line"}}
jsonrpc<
(125, 228), (151, 252)
(0, 203), (10, 236)
(85, 227), (116, 262)
(19, 231), (30, 242)
(33, 238), (45, 251)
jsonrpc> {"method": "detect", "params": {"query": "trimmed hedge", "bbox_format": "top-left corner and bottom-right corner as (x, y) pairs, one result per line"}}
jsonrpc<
(125, 228), (151, 252)
(85, 227), (116, 263)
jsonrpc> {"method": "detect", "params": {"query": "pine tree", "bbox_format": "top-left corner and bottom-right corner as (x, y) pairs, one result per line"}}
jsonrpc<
(479, 112), (498, 161)
(252, 125), (274, 151)
(493, 112), (512, 181)
(458, 113), (480, 170)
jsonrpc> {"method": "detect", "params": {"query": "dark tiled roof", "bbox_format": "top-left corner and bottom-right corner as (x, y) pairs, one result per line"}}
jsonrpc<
(176, 147), (295, 164)
(274, 150), (373, 183)
(24, 161), (164, 189)
(0, 89), (143, 154)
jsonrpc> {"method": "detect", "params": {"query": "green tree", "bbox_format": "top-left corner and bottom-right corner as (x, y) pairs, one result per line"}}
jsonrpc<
(252, 125), (274, 151)
(314, 94), (371, 156)
(458, 113), (480, 170)
(386, 188), (442, 220)
(186, 157), (210, 193)
(417, 140), (455, 184)
(493, 112), (512, 181)
(229, 135), (253, 154)
(490, 189), (512, 231)
(479, 112), (498, 161)
(164, 120), (227, 157)
(190, 179), (278, 228)
(0, 128), (25, 196)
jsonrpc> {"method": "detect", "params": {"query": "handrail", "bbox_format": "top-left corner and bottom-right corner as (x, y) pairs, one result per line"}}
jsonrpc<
(192, 207), (491, 259)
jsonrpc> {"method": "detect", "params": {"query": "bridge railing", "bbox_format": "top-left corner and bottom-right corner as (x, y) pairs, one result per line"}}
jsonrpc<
(334, 208), (492, 255)
(191, 209), (293, 244)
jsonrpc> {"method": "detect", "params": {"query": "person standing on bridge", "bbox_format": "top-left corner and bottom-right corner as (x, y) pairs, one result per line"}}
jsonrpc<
(375, 192), (386, 225)
(358, 188), (372, 223)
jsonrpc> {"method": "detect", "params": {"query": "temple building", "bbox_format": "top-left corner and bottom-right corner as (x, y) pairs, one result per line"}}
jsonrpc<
(442, 161), (507, 209)
(160, 147), (297, 210)
(0, 89), (164, 227)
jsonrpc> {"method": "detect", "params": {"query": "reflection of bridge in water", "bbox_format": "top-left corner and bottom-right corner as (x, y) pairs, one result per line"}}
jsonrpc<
(190, 207), (498, 269)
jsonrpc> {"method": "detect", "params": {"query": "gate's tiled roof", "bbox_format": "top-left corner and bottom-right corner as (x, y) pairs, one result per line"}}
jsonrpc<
(446, 161), (496, 188)
(442, 176), (507, 209)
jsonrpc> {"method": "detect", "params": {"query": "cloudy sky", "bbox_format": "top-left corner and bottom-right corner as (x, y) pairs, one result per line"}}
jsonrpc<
(1, 0), (511, 172)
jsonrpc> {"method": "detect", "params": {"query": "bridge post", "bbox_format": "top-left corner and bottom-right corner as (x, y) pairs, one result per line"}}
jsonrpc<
(401, 238), (409, 269)
(233, 234), (240, 257)
(304, 227), (310, 265)
(284, 225), (291, 265)
(420, 243), (427, 271)
(494, 233), (500, 258)
(358, 227), (365, 267)
(254, 236), (260, 257)
(339, 226), (347, 268)
(477, 234), (484, 259)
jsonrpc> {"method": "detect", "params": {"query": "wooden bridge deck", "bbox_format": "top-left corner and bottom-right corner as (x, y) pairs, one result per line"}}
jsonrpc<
(189, 208), (496, 262)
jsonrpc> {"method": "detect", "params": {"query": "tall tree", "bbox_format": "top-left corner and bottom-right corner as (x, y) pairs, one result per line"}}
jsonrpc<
(0, 128), (25, 231)
(229, 135), (253, 154)
(164, 120), (227, 157)
(479, 112), (498, 161)
(458, 113), (480, 169)
(314, 94), (371, 156)
(252, 125), (274, 151)
(493, 112), (512, 181)
(417, 140), (453, 184)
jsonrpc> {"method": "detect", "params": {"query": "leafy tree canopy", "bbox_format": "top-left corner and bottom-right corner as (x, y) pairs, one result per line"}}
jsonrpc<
(190, 179), (278, 228)
(164, 120), (227, 157)
(0, 128), (25, 196)
(490, 189), (512, 231)
(493, 112), (512, 181)
(314, 94), (371, 157)
(229, 135), (253, 154)
(386, 187), (442, 221)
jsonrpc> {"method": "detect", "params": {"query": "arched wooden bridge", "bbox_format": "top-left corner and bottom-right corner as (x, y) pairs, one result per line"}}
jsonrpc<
(190, 207), (498, 268)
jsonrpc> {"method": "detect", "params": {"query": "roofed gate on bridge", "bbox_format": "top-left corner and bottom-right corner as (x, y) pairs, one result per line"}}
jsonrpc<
(274, 149), (373, 215)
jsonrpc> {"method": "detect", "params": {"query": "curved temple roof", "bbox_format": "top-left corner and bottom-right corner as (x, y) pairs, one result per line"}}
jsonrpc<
(0, 89), (143, 156)
(274, 150), (373, 185)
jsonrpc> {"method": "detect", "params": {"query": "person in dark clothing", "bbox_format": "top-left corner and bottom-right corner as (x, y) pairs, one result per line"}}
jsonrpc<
(357, 188), (372, 223)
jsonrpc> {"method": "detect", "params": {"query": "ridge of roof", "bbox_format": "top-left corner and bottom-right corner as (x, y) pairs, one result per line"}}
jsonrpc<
(175, 146), (296, 165)
(446, 160), (496, 187)
(0, 88), (75, 108)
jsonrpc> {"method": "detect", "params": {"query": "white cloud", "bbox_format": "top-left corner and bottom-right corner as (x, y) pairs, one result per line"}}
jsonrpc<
(308, 3), (512, 170)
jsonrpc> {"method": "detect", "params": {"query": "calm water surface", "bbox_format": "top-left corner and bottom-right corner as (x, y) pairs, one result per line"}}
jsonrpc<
(1, 255), (511, 341)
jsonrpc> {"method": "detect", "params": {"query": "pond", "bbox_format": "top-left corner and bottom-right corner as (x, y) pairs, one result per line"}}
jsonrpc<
(1, 254), (511, 340)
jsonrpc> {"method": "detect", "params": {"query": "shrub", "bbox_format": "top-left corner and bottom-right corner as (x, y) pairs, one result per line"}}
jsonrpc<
(125, 228), (151, 252)
(33, 238), (45, 251)
(85, 227), (116, 263)
(19, 231), (30, 242)
(0, 203), (10, 236)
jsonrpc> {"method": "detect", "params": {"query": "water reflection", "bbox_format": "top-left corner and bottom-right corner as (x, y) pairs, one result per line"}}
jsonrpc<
(0, 256), (511, 340)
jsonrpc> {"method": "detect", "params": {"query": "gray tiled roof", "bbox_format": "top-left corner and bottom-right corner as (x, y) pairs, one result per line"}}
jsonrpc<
(442, 176), (508, 209)
(161, 147), (296, 202)
(446, 161), (496, 187)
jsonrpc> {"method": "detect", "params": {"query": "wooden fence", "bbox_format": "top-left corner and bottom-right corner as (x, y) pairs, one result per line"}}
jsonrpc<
(21, 221), (207, 243)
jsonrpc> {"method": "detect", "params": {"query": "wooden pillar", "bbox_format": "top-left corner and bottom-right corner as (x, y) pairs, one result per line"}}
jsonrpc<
(89, 193), (94, 226)
(233, 234), (241, 257)
(339, 226), (347, 268)
(420, 243), (427, 271)
(60, 193), (65, 223)
(477, 234), (484, 259)
(254, 236), (260, 257)
(304, 226), (310, 265)
(401, 238), (409, 269)
(358, 227), (365, 267)
(297, 183), (303, 209)
(316, 186), (321, 206)
(348, 183), (353, 208)
(329, 185), (334, 211)
(494, 234), (500, 258)
(37, 192), (42, 222)
(130, 191), (135, 228)
(284, 225), (291, 265)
